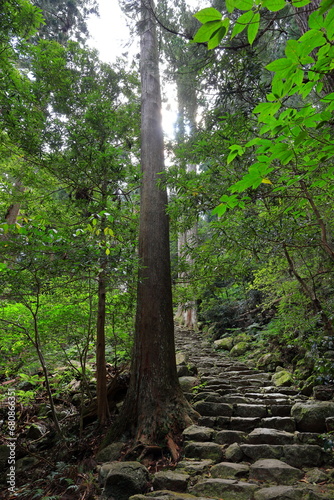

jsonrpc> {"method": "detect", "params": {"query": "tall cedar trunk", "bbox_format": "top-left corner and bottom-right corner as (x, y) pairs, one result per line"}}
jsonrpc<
(105, 0), (196, 451)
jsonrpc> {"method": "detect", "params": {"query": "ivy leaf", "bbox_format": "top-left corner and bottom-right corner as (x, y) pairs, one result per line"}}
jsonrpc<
(193, 8), (222, 23)
(248, 11), (260, 45)
(262, 0), (286, 11)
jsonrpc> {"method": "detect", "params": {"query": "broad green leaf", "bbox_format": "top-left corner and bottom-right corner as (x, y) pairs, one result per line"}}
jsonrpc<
(193, 7), (222, 23)
(236, 0), (254, 10)
(308, 10), (324, 29)
(226, 0), (236, 13)
(285, 40), (301, 62)
(266, 58), (294, 72)
(208, 26), (228, 49)
(319, 0), (334, 14)
(193, 21), (224, 43)
(262, 0), (286, 11)
(298, 30), (326, 54)
(231, 10), (254, 38)
(253, 101), (281, 117)
(248, 12), (260, 45)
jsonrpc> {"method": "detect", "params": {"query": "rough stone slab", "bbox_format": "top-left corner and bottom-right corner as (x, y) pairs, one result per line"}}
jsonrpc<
(261, 417), (296, 432)
(225, 443), (244, 462)
(249, 459), (304, 484)
(193, 401), (233, 417)
(152, 471), (190, 492)
(198, 416), (217, 428)
(129, 491), (213, 499)
(283, 444), (328, 467)
(191, 478), (259, 500)
(193, 392), (223, 403)
(240, 444), (283, 461)
(176, 459), (213, 475)
(178, 377), (199, 393)
(210, 461), (249, 479)
(291, 401), (334, 433)
(247, 428), (295, 445)
(213, 430), (247, 445)
(184, 442), (224, 463)
(254, 485), (304, 499)
(182, 425), (214, 442)
(270, 405), (292, 416)
(228, 417), (261, 432)
(102, 461), (149, 500)
(219, 395), (250, 404)
(234, 404), (268, 418)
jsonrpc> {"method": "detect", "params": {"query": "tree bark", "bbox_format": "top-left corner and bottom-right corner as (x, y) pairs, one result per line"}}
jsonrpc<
(104, 0), (196, 452)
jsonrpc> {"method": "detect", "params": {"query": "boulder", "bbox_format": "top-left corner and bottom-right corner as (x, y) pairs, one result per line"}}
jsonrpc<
(152, 471), (190, 492)
(193, 401), (233, 417)
(247, 428), (295, 445)
(214, 337), (233, 351)
(210, 462), (249, 479)
(191, 478), (259, 500)
(176, 459), (213, 475)
(291, 401), (334, 432)
(272, 370), (293, 387)
(230, 342), (248, 357)
(249, 459), (304, 484)
(101, 461), (149, 500)
(178, 377), (199, 393)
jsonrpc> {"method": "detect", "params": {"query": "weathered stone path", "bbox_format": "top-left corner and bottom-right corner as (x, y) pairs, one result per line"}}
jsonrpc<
(102, 328), (334, 499)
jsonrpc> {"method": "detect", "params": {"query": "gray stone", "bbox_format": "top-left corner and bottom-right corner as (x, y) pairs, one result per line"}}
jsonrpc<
(249, 459), (304, 484)
(230, 342), (249, 357)
(291, 402), (334, 433)
(191, 478), (259, 500)
(152, 471), (189, 492)
(240, 444), (283, 461)
(261, 417), (296, 432)
(305, 468), (329, 484)
(178, 377), (199, 393)
(130, 491), (213, 499)
(193, 401), (233, 416)
(182, 425), (214, 442)
(234, 404), (268, 418)
(214, 430), (247, 445)
(176, 459), (213, 475)
(247, 428), (295, 445)
(283, 445), (327, 467)
(228, 417), (261, 432)
(102, 461), (149, 500)
(184, 442), (224, 462)
(96, 442), (124, 463)
(210, 462), (249, 479)
(225, 443), (244, 462)
(176, 352), (188, 365)
(254, 485), (304, 499)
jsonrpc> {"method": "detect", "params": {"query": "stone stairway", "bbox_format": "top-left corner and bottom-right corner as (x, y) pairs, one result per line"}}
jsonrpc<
(104, 328), (334, 500)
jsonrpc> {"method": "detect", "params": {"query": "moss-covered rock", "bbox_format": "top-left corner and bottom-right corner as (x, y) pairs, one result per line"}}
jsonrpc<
(272, 370), (293, 387)
(230, 342), (249, 357)
(214, 337), (233, 351)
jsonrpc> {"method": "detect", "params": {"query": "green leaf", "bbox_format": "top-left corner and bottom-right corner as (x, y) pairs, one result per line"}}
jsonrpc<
(248, 12), (260, 44)
(236, 0), (254, 10)
(226, 0), (236, 13)
(208, 26), (228, 49)
(266, 58), (294, 72)
(298, 30), (326, 54)
(262, 0), (286, 11)
(253, 101), (281, 117)
(319, 0), (334, 14)
(231, 10), (254, 38)
(193, 8), (222, 24)
(285, 40), (301, 61)
(193, 20), (224, 43)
